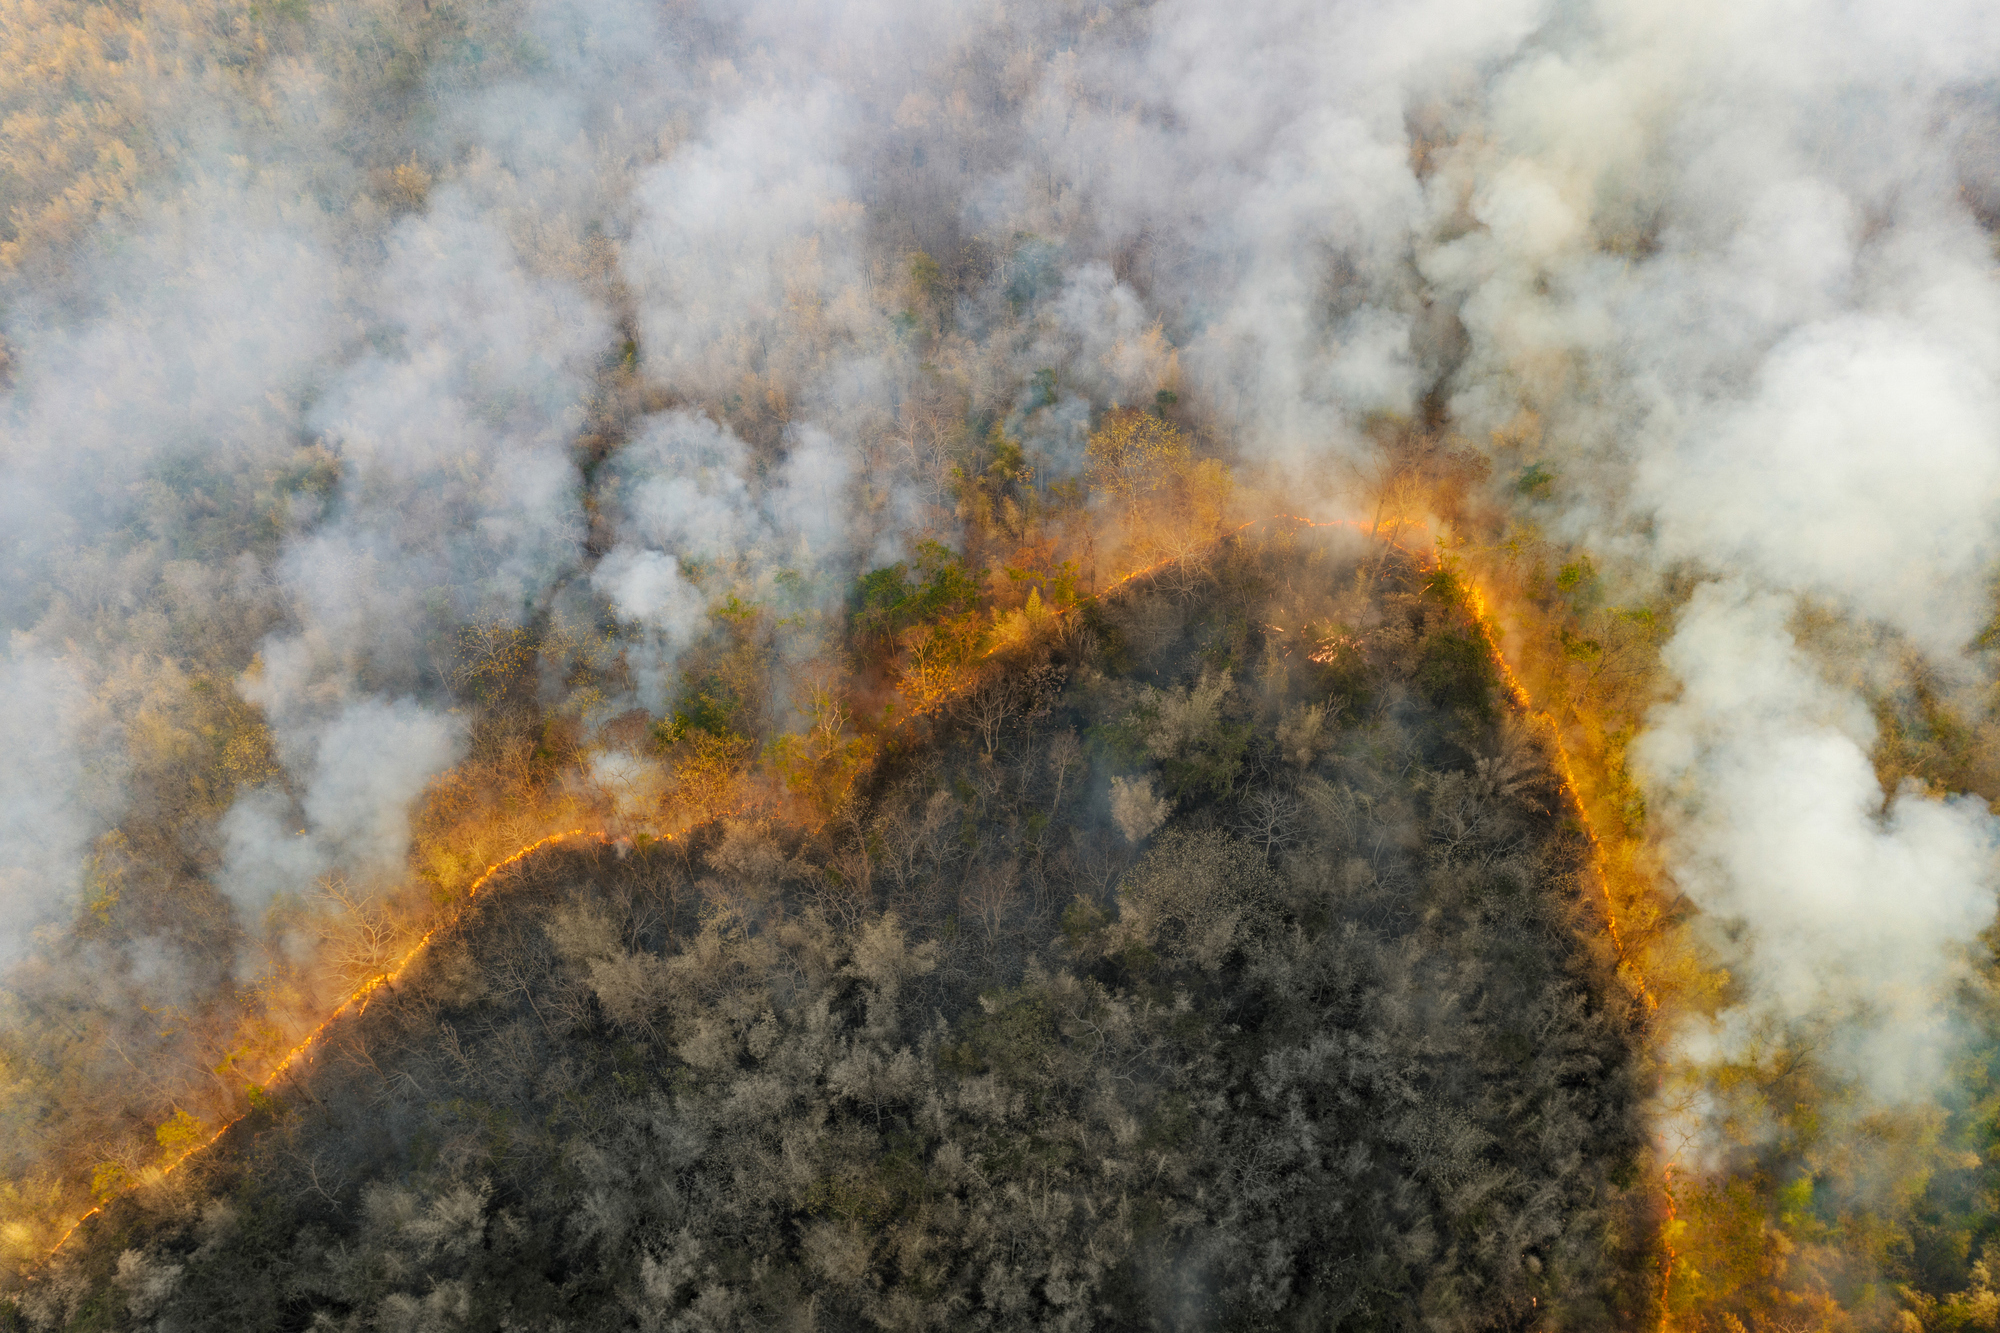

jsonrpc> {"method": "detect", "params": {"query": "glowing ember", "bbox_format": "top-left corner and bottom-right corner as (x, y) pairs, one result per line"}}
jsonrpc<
(1661, 1163), (1680, 1330)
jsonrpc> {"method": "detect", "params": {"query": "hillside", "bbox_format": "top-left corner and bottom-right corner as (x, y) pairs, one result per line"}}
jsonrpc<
(11, 534), (1652, 1332)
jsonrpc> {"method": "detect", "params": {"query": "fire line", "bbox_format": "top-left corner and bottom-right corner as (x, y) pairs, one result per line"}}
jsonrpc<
(41, 827), (611, 1263)
(1456, 580), (1658, 1012)
(1454, 574), (1675, 1332)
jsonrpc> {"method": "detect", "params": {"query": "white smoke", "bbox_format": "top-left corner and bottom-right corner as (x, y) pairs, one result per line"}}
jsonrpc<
(1637, 585), (1999, 1100)
(0, 656), (119, 964)
(621, 87), (868, 403)
(216, 788), (327, 918)
(588, 750), (671, 827)
(218, 696), (465, 913)
(1425, 0), (2000, 1106)
(302, 699), (466, 878)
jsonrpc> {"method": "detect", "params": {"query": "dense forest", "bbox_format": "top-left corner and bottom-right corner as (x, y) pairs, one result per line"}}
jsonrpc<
(7, 536), (1655, 1330)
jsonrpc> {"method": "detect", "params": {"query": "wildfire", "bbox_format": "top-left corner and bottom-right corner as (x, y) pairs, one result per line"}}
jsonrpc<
(1661, 1163), (1680, 1330)
(1452, 571), (1677, 1332)
(1067, 512), (1654, 1017)
(1024, 508), (1652, 1002)
(1455, 577), (1658, 1013)
(41, 826), (610, 1264)
(40, 517), (1678, 1313)
(978, 512), (1390, 662)
(1084, 522), (1682, 1331)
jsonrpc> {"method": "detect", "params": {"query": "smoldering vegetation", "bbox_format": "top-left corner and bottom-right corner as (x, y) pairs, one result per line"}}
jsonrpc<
(11, 538), (1650, 1332)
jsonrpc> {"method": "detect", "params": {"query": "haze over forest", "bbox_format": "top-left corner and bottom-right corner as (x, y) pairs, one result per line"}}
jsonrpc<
(3, 0), (2000, 1330)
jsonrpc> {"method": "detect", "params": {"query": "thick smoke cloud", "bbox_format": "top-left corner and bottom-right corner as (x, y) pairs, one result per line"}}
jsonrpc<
(622, 88), (868, 403)
(1638, 586), (1999, 1100)
(217, 190), (610, 908)
(1423, 0), (2000, 1110)
(0, 189), (345, 956)
(0, 657), (116, 965)
(219, 698), (466, 914)
(1645, 309), (2000, 654)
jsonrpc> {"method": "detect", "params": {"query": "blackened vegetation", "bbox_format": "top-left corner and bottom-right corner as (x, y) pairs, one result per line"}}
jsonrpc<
(16, 536), (1651, 1333)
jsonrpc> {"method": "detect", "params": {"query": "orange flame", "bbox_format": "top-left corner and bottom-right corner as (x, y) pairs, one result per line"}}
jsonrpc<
(981, 510), (1418, 665)
(1048, 514), (1657, 1016)
(1097, 511), (1420, 599)
(1008, 511), (1652, 1003)
(1022, 521), (1684, 1329)
(1661, 1162), (1679, 1331)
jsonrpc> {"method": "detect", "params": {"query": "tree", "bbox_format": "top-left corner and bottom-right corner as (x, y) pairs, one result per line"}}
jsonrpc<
(1109, 774), (1169, 843)
(895, 612), (987, 719)
(1045, 730), (1083, 820)
(954, 671), (1019, 758)
(1237, 786), (1302, 859)
(1085, 407), (1190, 503)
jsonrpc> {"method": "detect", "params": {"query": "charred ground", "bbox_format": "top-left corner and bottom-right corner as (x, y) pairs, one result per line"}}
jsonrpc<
(13, 534), (1653, 1332)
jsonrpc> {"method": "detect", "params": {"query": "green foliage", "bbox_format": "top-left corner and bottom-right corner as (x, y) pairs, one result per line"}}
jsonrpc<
(1417, 626), (1499, 717)
(153, 1110), (204, 1155)
(851, 540), (983, 647)
(664, 671), (744, 740)
(1422, 555), (1468, 606)
(713, 594), (759, 625)
(1084, 711), (1149, 771)
(1005, 558), (1081, 607)
(1555, 556), (1600, 612)
(1059, 896), (1107, 953)
(1559, 625), (1604, 659)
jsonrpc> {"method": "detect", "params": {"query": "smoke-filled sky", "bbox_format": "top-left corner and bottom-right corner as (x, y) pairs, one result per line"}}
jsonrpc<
(4, 0), (2000, 1162)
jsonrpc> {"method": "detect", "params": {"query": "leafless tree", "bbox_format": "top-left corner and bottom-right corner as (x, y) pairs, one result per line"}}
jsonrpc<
(1237, 787), (1302, 859)
(962, 859), (1019, 950)
(285, 1145), (350, 1209)
(805, 864), (872, 935)
(1158, 536), (1215, 601)
(955, 672), (1019, 758)
(319, 877), (405, 991)
(438, 1022), (478, 1083)
(876, 788), (956, 914)
(1046, 730), (1083, 820)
